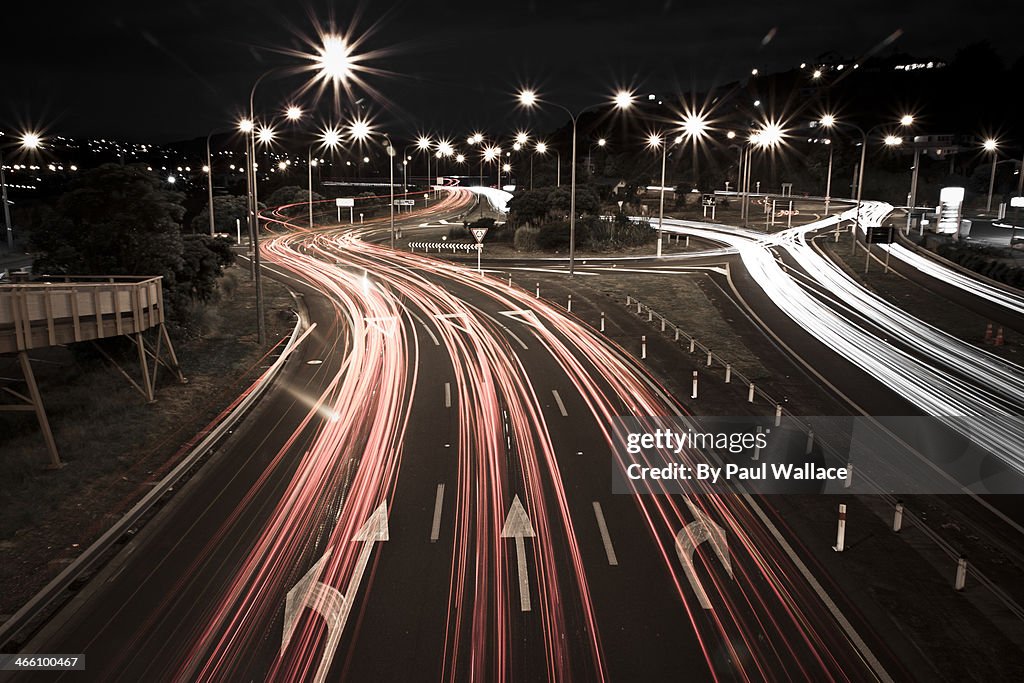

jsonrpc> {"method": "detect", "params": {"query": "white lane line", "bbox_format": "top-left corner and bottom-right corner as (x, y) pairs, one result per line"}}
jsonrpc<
(592, 502), (618, 566)
(551, 389), (568, 417)
(408, 311), (440, 346)
(430, 484), (445, 542)
(444, 382), (452, 408)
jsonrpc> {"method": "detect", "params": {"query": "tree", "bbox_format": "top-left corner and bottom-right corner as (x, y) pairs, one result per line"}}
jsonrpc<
(31, 163), (185, 282)
(507, 189), (551, 226)
(190, 195), (252, 235)
(546, 184), (600, 216)
(265, 185), (325, 208)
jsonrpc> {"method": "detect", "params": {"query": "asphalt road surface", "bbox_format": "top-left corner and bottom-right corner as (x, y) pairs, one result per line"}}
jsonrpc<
(3, 190), (905, 682)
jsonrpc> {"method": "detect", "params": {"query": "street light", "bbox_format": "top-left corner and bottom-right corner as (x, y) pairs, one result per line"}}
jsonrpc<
(532, 141), (560, 188)
(983, 138), (999, 212)
(309, 125), (342, 228)
(518, 87), (634, 276)
(2, 131), (43, 249)
(647, 132), (685, 258)
(242, 34), (353, 346)
(349, 118), (397, 247)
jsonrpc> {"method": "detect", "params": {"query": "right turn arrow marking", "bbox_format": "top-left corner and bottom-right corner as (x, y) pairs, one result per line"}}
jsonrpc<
(675, 497), (733, 610)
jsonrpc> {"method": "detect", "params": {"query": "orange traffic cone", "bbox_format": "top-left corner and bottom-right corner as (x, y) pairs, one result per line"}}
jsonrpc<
(985, 323), (993, 342)
(995, 328), (1005, 346)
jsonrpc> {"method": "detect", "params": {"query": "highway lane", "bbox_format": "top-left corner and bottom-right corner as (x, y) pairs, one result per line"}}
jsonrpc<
(9, 190), (904, 682)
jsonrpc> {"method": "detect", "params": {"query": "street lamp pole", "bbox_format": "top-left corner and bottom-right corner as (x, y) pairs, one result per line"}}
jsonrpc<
(657, 140), (667, 258)
(984, 139), (999, 213)
(518, 89), (634, 277)
(0, 150), (12, 250)
(205, 134), (216, 236)
(824, 141), (834, 217)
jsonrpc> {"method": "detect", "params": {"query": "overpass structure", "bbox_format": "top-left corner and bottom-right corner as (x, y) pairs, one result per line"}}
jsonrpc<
(0, 276), (183, 468)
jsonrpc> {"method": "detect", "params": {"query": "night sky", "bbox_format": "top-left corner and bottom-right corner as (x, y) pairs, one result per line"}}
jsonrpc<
(3, 0), (1019, 143)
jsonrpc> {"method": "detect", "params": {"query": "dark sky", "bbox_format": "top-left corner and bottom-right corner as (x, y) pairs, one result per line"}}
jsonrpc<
(3, 0), (1018, 143)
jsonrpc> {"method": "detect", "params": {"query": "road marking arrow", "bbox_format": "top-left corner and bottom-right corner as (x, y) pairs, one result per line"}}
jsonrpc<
(675, 498), (733, 610)
(501, 495), (536, 612)
(281, 501), (389, 683)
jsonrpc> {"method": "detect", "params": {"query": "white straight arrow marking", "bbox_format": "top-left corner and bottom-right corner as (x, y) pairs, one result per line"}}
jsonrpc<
(501, 495), (536, 612)
(281, 501), (389, 683)
(675, 498), (732, 610)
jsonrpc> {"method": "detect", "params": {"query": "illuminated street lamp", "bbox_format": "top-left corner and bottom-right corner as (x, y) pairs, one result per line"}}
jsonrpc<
(518, 88), (634, 276)
(587, 137), (607, 176)
(349, 118), (397, 247)
(1, 131), (43, 249)
(241, 34), (354, 345)
(308, 125), (342, 228)
(532, 141), (560, 188)
(648, 132), (685, 257)
(983, 138), (999, 212)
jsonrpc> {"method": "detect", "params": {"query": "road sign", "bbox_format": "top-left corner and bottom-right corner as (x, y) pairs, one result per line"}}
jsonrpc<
(470, 227), (488, 243)
(1011, 197), (1024, 208)
(701, 195), (716, 207)
(336, 197), (354, 207)
(867, 225), (895, 244)
(393, 199), (415, 206)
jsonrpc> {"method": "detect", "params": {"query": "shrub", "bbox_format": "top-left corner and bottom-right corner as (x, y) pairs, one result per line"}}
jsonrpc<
(513, 226), (539, 251)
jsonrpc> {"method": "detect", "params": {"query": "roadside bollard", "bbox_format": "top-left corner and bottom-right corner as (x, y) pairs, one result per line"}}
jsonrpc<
(636, 301), (642, 314)
(844, 464), (854, 489)
(689, 339), (695, 353)
(626, 295), (631, 306)
(647, 309), (653, 322)
(833, 504), (847, 552)
(893, 501), (904, 532)
(691, 371), (698, 399)
(600, 312), (606, 332)
(748, 383), (755, 403)
(641, 335), (647, 360)
(567, 294), (573, 312)
(775, 404), (782, 427)
(955, 556), (968, 591)
(661, 318), (666, 332)
(508, 274), (512, 288)
(805, 430), (814, 455)
(706, 350), (713, 367)
(674, 328), (680, 341)
(752, 426), (762, 461)
(535, 282), (540, 298)
(725, 364), (732, 383)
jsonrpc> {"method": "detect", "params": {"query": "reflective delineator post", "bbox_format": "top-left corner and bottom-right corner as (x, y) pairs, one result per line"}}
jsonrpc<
(641, 335), (647, 360)
(844, 464), (854, 489)
(752, 426), (762, 461)
(775, 404), (782, 427)
(833, 504), (847, 552)
(626, 295), (631, 306)
(600, 312), (606, 332)
(955, 556), (968, 591)
(567, 294), (573, 312)
(674, 328), (680, 341)
(805, 430), (814, 455)
(706, 350), (713, 367)
(748, 383), (755, 403)
(535, 283), (540, 298)
(689, 339), (695, 353)
(725, 364), (732, 383)
(647, 309), (653, 322)
(893, 501), (904, 532)
(636, 301), (642, 314)
(691, 371), (698, 399)
(508, 274), (512, 288)
(660, 317), (666, 332)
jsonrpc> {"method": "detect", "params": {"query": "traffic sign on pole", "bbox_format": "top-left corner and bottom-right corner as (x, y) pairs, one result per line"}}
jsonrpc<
(470, 227), (488, 243)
